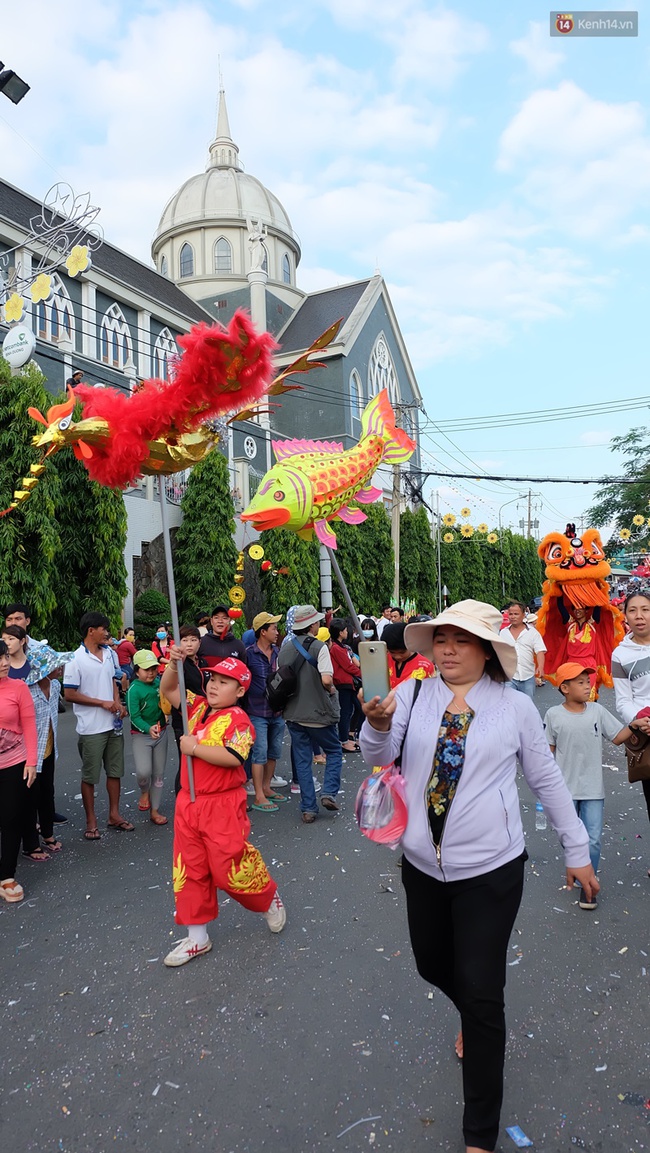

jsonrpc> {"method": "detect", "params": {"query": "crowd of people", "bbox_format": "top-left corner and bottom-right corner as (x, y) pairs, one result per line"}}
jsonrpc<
(1, 591), (649, 1152)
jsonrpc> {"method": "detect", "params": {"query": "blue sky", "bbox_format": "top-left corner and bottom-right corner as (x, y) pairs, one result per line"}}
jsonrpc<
(2, 0), (650, 537)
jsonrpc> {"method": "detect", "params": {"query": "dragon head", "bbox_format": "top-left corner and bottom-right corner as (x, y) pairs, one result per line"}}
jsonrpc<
(538, 528), (611, 583)
(27, 387), (92, 459)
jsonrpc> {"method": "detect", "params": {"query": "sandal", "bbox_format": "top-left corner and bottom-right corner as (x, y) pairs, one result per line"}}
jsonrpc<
(22, 848), (51, 862)
(150, 813), (168, 826)
(0, 878), (24, 903)
(107, 819), (135, 832)
(84, 828), (101, 841)
(252, 800), (279, 812)
(42, 837), (62, 852)
(266, 792), (289, 804)
(138, 801), (151, 812)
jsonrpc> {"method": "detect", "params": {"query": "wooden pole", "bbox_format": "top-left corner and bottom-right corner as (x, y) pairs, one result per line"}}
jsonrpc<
(158, 477), (195, 802)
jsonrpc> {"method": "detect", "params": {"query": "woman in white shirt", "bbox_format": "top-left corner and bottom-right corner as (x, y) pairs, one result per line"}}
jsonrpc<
(611, 592), (650, 865)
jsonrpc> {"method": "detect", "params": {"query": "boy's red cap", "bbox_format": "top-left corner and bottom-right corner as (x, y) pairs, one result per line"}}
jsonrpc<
(202, 655), (251, 688)
(556, 661), (595, 682)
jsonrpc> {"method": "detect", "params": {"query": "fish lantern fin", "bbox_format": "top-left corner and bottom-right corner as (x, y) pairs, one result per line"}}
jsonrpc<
(272, 437), (344, 462)
(314, 519), (339, 549)
(297, 527), (314, 541)
(356, 486), (383, 504)
(336, 505), (367, 525)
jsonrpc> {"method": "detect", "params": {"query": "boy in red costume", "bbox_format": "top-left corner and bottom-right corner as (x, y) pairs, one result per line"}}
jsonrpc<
(160, 649), (285, 967)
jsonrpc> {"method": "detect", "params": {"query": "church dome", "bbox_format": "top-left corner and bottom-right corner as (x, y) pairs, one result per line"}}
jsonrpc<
(153, 91), (300, 260)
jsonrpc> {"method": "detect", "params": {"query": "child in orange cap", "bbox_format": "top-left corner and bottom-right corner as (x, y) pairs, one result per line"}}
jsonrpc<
(160, 649), (285, 966)
(544, 661), (638, 909)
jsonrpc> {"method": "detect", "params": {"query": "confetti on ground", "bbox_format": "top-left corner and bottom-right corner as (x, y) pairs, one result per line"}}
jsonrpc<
(506, 1124), (534, 1147)
(336, 1116), (382, 1138)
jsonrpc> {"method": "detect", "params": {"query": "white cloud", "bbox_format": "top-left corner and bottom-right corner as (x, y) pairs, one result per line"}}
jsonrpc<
(320, 0), (490, 89)
(579, 430), (614, 445)
(497, 81), (650, 238)
(509, 21), (565, 79)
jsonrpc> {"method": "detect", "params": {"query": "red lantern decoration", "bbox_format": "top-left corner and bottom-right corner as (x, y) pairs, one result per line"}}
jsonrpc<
(261, 560), (272, 572)
(228, 607), (243, 619)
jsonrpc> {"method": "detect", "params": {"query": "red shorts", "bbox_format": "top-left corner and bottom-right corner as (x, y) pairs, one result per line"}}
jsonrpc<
(172, 788), (276, 925)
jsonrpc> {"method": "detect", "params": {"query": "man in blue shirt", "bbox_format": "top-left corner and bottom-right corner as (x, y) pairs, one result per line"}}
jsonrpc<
(245, 613), (287, 812)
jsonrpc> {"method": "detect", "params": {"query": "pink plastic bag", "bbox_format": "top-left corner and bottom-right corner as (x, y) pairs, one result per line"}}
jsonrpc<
(354, 766), (408, 850)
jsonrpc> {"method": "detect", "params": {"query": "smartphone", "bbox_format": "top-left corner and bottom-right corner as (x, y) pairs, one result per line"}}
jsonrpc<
(358, 641), (390, 703)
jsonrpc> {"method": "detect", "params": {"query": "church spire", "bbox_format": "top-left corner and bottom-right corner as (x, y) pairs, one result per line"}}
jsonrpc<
(207, 87), (242, 170)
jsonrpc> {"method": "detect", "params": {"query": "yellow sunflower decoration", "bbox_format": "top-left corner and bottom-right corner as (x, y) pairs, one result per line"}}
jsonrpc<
(30, 273), (53, 304)
(443, 532), (455, 544)
(460, 507), (471, 519)
(487, 533), (498, 544)
(3, 292), (24, 323)
(619, 529), (631, 541)
(65, 245), (91, 277)
(647, 518), (650, 526)
(461, 524), (474, 538)
(442, 513), (456, 527)
(477, 523), (488, 534)
(633, 515), (645, 527)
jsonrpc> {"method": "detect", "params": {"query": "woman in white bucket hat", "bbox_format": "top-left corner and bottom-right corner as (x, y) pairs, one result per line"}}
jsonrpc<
(360, 599), (597, 1153)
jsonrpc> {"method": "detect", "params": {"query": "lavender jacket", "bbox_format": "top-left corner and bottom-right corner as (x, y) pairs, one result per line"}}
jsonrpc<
(359, 673), (589, 882)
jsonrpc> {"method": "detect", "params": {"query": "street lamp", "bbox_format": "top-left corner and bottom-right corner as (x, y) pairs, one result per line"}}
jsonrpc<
(0, 63), (30, 105)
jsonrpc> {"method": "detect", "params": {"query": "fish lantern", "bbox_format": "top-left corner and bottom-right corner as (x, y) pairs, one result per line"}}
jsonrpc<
(228, 607), (243, 620)
(241, 390), (415, 549)
(261, 560), (272, 572)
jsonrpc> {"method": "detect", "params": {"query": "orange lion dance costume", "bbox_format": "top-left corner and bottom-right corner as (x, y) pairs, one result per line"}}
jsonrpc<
(536, 525), (625, 694)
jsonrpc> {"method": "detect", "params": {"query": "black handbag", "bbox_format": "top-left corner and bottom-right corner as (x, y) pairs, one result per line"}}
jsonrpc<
(623, 729), (650, 783)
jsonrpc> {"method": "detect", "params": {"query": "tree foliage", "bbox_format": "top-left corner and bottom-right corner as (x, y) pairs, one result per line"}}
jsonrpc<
(399, 505), (437, 612)
(0, 360), (126, 644)
(134, 589), (172, 647)
(0, 362), (61, 632)
(173, 448), (239, 622)
(331, 503), (394, 615)
(433, 528), (542, 609)
(587, 428), (650, 549)
(258, 528), (321, 615)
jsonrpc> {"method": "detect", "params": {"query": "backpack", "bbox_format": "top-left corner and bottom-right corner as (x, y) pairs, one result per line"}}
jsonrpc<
(265, 636), (318, 711)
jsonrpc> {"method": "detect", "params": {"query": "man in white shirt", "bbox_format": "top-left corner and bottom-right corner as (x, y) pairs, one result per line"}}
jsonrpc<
(501, 601), (546, 698)
(63, 612), (133, 839)
(375, 605), (393, 639)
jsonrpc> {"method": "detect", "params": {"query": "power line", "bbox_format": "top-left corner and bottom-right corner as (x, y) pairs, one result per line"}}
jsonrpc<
(425, 394), (650, 433)
(412, 469), (644, 485)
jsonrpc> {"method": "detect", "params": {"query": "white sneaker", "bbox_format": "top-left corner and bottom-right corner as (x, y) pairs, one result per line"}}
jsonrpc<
(263, 891), (286, 933)
(244, 780), (256, 795)
(313, 776), (322, 793)
(270, 774), (288, 788)
(163, 937), (212, 967)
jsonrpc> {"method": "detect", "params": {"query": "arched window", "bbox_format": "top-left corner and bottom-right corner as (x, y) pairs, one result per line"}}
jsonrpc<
(160, 254), (168, 278)
(350, 369), (364, 422)
(179, 243), (194, 279)
(100, 303), (133, 369)
(261, 244), (268, 274)
(282, 253), (291, 284)
(214, 237), (232, 273)
(35, 274), (75, 343)
(153, 327), (177, 381)
(368, 333), (399, 406)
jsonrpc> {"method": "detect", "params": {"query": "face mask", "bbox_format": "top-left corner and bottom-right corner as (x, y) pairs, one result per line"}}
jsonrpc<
(156, 630), (167, 640)
(362, 629), (374, 638)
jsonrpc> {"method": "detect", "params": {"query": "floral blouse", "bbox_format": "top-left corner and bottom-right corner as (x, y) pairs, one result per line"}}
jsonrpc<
(426, 709), (474, 847)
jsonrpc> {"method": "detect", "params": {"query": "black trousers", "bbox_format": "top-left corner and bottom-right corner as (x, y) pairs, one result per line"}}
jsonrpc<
(402, 852), (525, 1152)
(642, 778), (650, 822)
(24, 750), (56, 842)
(0, 761), (30, 880)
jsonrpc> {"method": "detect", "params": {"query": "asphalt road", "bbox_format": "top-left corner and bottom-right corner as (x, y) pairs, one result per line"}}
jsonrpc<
(1, 683), (649, 1153)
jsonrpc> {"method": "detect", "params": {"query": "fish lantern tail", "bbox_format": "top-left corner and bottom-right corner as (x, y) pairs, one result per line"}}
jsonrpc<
(361, 390), (415, 464)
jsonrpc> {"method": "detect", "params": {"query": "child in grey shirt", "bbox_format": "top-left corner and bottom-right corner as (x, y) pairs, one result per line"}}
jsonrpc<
(544, 661), (635, 909)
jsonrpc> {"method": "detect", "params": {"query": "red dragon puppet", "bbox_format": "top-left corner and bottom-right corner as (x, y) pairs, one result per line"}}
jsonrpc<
(2, 313), (343, 511)
(536, 525), (625, 694)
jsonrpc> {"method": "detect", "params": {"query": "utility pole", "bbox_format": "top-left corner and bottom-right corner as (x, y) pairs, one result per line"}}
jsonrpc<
(527, 489), (532, 539)
(435, 490), (442, 615)
(391, 461), (400, 605)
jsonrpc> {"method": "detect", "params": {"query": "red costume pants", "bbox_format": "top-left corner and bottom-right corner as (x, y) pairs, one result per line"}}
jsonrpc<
(173, 788), (277, 925)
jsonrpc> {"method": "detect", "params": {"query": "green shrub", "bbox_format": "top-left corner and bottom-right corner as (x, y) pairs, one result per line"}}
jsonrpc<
(134, 589), (172, 648)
